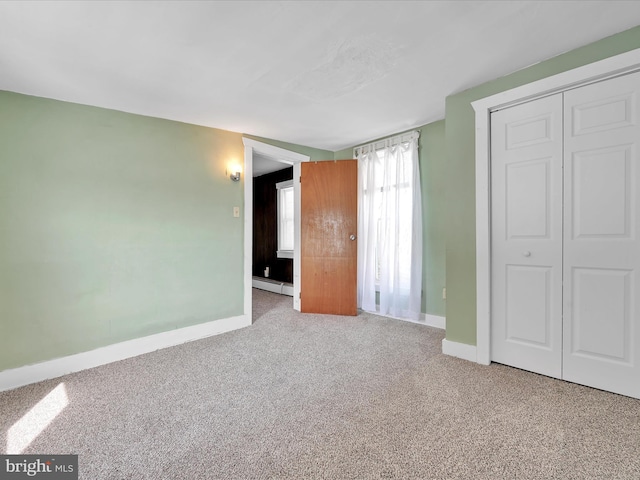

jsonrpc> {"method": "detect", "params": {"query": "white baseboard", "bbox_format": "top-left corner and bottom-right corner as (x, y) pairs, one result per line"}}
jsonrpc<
(358, 305), (447, 330)
(403, 313), (446, 329)
(442, 338), (477, 362)
(0, 314), (251, 393)
(420, 313), (446, 330)
(361, 309), (445, 330)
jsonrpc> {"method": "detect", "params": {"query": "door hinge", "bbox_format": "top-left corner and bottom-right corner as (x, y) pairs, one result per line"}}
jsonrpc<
(299, 292), (302, 299)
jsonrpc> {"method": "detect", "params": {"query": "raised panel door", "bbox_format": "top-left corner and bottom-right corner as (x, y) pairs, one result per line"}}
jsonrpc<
(563, 71), (640, 398)
(490, 94), (563, 378)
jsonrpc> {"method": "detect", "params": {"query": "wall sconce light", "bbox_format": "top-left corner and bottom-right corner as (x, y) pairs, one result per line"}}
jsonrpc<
(229, 165), (241, 182)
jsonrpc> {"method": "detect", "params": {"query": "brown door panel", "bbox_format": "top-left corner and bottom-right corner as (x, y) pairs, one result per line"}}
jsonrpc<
(301, 160), (357, 315)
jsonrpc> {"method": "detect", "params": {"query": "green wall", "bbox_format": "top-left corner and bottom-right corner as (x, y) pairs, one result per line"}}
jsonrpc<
(333, 147), (355, 161)
(0, 91), (245, 370)
(420, 121), (446, 317)
(335, 121), (447, 317)
(244, 134), (334, 161)
(445, 25), (640, 345)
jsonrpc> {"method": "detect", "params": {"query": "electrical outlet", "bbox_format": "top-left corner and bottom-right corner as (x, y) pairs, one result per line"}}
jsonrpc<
(233, 206), (240, 218)
(442, 287), (446, 300)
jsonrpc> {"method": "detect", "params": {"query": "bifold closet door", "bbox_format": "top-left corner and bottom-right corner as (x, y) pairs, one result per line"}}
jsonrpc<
(490, 94), (564, 378)
(562, 71), (640, 399)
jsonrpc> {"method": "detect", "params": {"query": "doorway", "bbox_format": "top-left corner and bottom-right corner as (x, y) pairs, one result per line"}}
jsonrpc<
(252, 156), (294, 295)
(242, 139), (309, 322)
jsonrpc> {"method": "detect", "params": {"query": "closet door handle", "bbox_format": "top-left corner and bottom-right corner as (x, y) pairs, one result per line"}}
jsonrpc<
(350, 234), (357, 241)
(523, 251), (531, 257)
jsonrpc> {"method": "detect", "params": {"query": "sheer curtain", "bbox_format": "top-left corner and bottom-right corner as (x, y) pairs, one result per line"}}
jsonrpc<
(357, 132), (422, 321)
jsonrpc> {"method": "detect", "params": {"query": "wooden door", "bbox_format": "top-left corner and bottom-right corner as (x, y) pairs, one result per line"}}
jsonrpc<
(490, 94), (564, 378)
(301, 160), (357, 315)
(562, 71), (640, 399)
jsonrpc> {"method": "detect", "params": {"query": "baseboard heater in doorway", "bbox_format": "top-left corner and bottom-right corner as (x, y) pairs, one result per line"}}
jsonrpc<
(252, 276), (294, 297)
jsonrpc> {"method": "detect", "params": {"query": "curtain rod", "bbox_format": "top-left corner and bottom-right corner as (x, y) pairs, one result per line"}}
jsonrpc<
(353, 130), (419, 157)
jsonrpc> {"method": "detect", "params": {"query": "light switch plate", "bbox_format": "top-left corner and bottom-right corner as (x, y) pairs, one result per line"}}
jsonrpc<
(233, 206), (240, 218)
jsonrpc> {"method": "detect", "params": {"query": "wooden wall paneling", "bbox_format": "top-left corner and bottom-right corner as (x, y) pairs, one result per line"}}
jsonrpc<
(252, 167), (293, 283)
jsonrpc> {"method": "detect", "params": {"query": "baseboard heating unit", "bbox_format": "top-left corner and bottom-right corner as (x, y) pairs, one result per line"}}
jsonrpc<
(252, 276), (294, 296)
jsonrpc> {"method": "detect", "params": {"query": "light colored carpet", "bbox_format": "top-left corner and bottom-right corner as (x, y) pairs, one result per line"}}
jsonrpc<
(1, 289), (640, 479)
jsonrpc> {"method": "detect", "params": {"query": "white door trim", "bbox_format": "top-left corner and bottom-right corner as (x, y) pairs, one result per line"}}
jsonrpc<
(472, 48), (640, 365)
(442, 339), (477, 363)
(242, 138), (310, 320)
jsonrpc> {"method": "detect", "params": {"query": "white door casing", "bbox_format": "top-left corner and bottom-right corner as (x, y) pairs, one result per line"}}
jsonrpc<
(489, 72), (640, 398)
(490, 94), (563, 378)
(562, 72), (640, 398)
(242, 138), (310, 320)
(473, 48), (640, 370)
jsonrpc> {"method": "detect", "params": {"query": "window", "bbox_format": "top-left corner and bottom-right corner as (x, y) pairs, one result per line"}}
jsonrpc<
(356, 132), (422, 320)
(364, 150), (412, 284)
(276, 180), (294, 259)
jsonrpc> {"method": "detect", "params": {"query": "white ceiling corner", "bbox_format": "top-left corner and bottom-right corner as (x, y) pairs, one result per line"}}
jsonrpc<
(252, 153), (292, 177)
(0, 1), (639, 151)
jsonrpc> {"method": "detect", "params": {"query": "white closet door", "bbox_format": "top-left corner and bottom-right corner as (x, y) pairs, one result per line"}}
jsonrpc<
(490, 94), (564, 378)
(563, 71), (640, 398)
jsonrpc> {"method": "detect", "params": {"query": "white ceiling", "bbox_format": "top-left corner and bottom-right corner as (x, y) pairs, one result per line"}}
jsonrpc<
(253, 152), (292, 177)
(1, 1), (639, 151)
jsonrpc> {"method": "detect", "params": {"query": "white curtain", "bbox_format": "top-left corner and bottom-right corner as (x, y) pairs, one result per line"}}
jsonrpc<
(357, 132), (422, 321)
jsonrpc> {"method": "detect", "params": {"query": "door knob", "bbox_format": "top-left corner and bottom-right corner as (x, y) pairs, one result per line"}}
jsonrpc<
(350, 234), (357, 241)
(523, 251), (531, 257)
